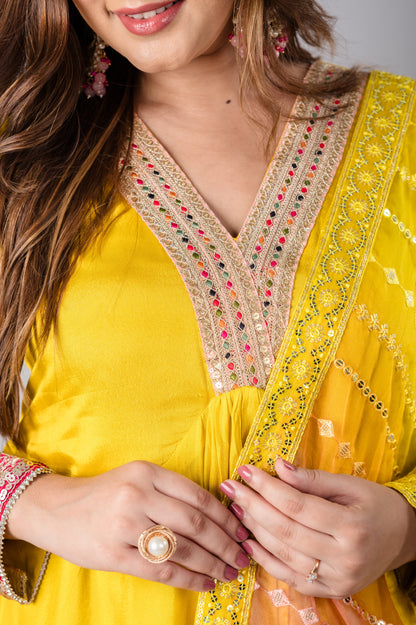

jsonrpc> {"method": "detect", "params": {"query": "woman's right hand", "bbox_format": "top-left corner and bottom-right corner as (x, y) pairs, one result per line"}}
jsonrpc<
(6, 461), (251, 591)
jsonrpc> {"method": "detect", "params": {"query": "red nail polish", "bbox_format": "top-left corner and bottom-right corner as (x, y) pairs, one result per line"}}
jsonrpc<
(236, 525), (249, 541)
(281, 459), (297, 471)
(225, 566), (239, 581)
(230, 503), (244, 520)
(237, 466), (252, 482)
(204, 579), (216, 592)
(237, 551), (251, 568)
(242, 541), (253, 557)
(219, 481), (235, 498)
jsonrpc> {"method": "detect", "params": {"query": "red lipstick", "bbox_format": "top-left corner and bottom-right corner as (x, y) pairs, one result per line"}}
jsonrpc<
(113, 1), (185, 36)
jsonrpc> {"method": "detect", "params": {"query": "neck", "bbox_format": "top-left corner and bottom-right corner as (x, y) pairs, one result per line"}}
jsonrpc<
(136, 43), (241, 117)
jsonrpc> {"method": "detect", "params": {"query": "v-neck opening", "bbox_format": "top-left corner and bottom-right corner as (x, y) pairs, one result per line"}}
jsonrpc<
(121, 61), (367, 394)
(133, 60), (320, 242)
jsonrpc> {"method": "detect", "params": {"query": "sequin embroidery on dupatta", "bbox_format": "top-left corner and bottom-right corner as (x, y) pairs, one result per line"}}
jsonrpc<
(120, 62), (365, 393)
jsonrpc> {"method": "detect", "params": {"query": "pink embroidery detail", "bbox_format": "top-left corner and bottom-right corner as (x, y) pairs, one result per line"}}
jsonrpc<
(257, 584), (322, 623)
(269, 588), (290, 607)
(299, 607), (320, 624)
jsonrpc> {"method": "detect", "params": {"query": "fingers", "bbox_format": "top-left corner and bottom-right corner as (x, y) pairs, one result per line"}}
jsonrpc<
(120, 545), (217, 592)
(274, 458), (363, 505)
(147, 462), (248, 543)
(226, 463), (344, 535)
(227, 488), (335, 564)
(116, 463), (251, 586)
(149, 534), (243, 583)
(241, 539), (334, 598)
(125, 491), (250, 574)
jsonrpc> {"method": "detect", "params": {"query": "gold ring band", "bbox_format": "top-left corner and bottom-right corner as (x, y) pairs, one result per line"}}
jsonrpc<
(137, 525), (177, 564)
(306, 558), (320, 583)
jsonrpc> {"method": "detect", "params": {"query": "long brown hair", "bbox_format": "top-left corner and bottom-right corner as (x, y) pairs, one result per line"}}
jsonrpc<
(0, 0), (360, 445)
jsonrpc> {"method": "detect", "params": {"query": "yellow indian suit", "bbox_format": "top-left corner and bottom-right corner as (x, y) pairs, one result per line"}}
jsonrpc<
(1, 66), (415, 624)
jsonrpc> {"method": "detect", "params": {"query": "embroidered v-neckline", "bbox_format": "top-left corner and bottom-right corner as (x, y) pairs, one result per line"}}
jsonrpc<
(120, 62), (366, 394)
(133, 61), (321, 243)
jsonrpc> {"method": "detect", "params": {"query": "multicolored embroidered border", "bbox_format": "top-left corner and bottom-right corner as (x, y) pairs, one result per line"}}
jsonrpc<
(0, 454), (52, 603)
(194, 72), (416, 625)
(120, 62), (363, 394)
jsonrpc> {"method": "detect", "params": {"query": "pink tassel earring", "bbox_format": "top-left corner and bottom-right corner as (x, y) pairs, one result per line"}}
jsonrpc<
(83, 36), (111, 99)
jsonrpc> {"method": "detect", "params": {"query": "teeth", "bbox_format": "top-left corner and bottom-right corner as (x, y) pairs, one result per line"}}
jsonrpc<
(129, 1), (174, 19)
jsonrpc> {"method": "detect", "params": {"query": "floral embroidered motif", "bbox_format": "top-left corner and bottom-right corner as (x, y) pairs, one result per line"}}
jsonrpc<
(120, 62), (361, 394)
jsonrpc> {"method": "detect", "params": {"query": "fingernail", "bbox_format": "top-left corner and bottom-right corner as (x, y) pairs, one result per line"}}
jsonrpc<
(204, 579), (216, 591)
(236, 525), (249, 541)
(219, 481), (235, 498)
(225, 566), (239, 581)
(237, 466), (252, 482)
(242, 541), (253, 557)
(236, 551), (251, 568)
(281, 459), (297, 471)
(230, 503), (245, 521)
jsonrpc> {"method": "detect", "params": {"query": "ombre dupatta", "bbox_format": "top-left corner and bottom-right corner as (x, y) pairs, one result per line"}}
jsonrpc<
(194, 72), (416, 625)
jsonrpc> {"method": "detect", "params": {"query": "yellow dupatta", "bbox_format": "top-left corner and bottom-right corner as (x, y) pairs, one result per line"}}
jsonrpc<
(195, 71), (416, 625)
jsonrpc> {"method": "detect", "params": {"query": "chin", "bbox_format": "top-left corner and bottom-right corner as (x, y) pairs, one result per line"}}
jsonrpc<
(128, 53), (191, 74)
(121, 35), (196, 72)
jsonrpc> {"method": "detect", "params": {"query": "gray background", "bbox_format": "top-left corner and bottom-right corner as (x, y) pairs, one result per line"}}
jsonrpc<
(1, 2), (415, 451)
(318, 0), (416, 79)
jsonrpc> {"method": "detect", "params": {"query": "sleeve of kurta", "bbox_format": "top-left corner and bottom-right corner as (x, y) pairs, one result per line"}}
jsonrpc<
(0, 453), (52, 603)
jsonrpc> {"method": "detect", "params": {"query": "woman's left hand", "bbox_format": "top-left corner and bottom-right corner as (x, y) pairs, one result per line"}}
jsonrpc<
(219, 459), (416, 599)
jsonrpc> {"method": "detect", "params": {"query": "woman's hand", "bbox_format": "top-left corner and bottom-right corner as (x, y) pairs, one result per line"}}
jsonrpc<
(220, 459), (416, 599)
(7, 461), (250, 592)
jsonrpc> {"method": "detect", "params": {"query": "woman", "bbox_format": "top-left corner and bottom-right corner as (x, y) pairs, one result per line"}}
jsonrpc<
(0, 1), (415, 623)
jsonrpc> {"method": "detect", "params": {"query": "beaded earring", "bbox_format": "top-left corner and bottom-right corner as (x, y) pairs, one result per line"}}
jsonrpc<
(83, 36), (111, 99)
(228, 17), (289, 59)
(268, 19), (289, 58)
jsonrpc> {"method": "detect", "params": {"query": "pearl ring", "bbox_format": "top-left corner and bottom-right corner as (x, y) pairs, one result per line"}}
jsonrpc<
(138, 525), (177, 563)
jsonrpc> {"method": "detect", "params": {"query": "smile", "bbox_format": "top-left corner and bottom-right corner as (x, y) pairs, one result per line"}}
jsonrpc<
(125, 1), (181, 20)
(114, 0), (184, 35)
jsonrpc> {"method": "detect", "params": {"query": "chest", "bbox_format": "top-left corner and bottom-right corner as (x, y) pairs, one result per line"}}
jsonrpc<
(121, 88), (357, 394)
(135, 108), (288, 237)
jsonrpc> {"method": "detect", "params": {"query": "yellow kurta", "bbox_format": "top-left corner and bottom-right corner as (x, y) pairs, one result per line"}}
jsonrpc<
(1, 65), (415, 624)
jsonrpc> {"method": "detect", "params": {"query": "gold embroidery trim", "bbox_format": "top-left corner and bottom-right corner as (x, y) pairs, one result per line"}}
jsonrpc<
(194, 72), (415, 625)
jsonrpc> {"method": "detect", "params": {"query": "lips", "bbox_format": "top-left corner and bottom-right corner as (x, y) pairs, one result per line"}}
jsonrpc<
(114, 1), (181, 20)
(113, 0), (184, 35)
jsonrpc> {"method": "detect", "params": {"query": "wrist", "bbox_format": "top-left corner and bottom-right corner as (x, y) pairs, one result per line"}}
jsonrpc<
(6, 473), (58, 542)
